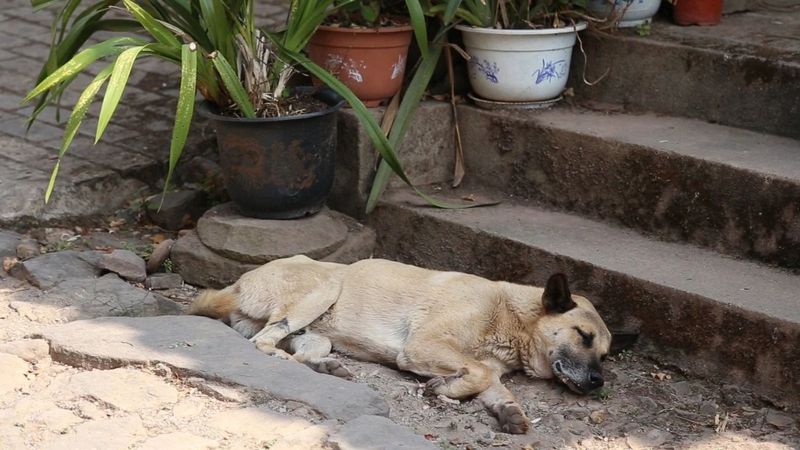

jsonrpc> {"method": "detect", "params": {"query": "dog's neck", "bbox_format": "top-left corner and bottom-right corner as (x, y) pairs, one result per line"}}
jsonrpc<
(479, 285), (545, 371)
(488, 283), (553, 377)
(499, 282), (547, 319)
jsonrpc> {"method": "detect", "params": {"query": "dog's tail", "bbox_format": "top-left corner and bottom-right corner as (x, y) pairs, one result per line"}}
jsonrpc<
(188, 288), (237, 322)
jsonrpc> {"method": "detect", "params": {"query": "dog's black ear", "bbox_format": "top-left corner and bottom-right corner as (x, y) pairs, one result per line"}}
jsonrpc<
(542, 273), (577, 314)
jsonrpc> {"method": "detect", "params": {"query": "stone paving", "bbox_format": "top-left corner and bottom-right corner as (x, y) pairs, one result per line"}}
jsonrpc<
(0, 223), (433, 449)
(0, 0), (290, 226)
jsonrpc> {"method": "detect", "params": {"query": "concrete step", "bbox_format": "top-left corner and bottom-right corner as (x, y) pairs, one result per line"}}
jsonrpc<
(725, 0), (800, 14)
(370, 188), (800, 404)
(458, 104), (800, 270)
(570, 10), (800, 138)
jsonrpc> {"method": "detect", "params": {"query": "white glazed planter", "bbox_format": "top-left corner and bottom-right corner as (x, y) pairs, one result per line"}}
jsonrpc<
(456, 23), (586, 102)
(588, 0), (661, 28)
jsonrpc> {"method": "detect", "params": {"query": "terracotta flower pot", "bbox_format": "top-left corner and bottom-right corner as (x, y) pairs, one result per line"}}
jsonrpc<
(673, 0), (723, 26)
(307, 25), (413, 107)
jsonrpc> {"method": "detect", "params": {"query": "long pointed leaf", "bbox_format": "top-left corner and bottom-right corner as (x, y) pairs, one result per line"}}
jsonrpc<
(210, 51), (255, 118)
(444, 0), (465, 23)
(24, 36), (143, 102)
(198, 0), (234, 63)
(405, 0), (429, 56)
(95, 45), (148, 143)
(32, 0), (59, 9)
(27, 18), (141, 130)
(162, 43), (198, 202)
(366, 43), (444, 212)
(283, 0), (334, 51)
(45, 64), (114, 203)
(123, 0), (181, 48)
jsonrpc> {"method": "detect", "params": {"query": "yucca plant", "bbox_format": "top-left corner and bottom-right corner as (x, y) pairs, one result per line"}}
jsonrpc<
(23, 0), (428, 209)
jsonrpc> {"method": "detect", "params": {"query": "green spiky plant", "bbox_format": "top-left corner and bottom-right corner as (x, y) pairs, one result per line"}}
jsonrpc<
(332, 0), (386, 26)
(436, 0), (591, 28)
(330, 0), (415, 26)
(23, 0), (439, 210)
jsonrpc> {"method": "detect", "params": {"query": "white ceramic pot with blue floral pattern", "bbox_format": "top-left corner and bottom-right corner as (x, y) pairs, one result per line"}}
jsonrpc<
(456, 23), (586, 102)
(588, 0), (661, 28)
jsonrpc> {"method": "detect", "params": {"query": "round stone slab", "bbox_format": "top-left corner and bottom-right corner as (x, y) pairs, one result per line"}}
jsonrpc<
(196, 203), (349, 264)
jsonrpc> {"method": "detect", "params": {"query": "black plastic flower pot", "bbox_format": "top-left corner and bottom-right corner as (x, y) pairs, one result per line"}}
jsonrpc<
(198, 88), (344, 219)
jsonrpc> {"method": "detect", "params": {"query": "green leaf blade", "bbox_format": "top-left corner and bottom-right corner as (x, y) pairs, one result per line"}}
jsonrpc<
(365, 42), (444, 213)
(95, 45), (148, 143)
(46, 64), (114, 203)
(163, 43), (198, 200)
(24, 37), (143, 103)
(210, 51), (256, 119)
(123, 0), (181, 48)
(405, 0), (429, 56)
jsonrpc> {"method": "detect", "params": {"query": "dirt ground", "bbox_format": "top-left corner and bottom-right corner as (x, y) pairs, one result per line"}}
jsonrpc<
(340, 354), (800, 449)
(1, 224), (799, 450)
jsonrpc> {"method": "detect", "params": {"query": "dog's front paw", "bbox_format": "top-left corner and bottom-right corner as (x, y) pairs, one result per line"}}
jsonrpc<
(424, 367), (469, 395)
(255, 342), (294, 361)
(425, 376), (447, 392)
(314, 358), (352, 378)
(498, 401), (529, 434)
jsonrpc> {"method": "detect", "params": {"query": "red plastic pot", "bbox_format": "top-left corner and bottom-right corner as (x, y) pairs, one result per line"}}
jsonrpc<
(673, 0), (723, 26)
(308, 25), (413, 107)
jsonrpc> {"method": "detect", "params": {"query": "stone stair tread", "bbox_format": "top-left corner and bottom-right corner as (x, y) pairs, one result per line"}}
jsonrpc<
(573, 12), (800, 139)
(538, 107), (800, 181)
(649, 10), (800, 67)
(385, 189), (800, 324)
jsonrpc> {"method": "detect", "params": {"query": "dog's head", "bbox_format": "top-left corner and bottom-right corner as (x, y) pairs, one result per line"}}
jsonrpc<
(526, 274), (611, 394)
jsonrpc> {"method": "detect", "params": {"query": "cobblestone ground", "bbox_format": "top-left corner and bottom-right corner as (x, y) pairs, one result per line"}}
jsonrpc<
(0, 0), (290, 226)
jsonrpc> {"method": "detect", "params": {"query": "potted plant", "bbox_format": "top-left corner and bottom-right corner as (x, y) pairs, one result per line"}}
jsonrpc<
(306, 0), (421, 107)
(24, 0), (418, 219)
(587, 0), (662, 28)
(451, 0), (591, 103)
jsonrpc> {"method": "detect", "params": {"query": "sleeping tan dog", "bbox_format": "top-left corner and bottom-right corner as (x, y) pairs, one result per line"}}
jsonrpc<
(189, 255), (611, 434)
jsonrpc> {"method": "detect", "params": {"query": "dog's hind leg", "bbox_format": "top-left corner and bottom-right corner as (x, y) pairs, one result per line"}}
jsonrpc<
(249, 294), (337, 359)
(280, 332), (352, 378)
(229, 311), (267, 339)
(248, 318), (296, 360)
(477, 378), (529, 434)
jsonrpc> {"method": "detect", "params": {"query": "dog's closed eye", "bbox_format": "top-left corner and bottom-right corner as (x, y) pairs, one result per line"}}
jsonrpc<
(573, 326), (594, 348)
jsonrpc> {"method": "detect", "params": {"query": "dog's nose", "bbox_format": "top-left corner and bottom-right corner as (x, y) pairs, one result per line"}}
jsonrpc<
(587, 371), (604, 390)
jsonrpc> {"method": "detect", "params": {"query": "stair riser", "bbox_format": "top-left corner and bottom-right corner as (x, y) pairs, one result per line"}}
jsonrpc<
(570, 35), (800, 139)
(330, 104), (455, 220)
(459, 106), (800, 270)
(371, 204), (800, 402)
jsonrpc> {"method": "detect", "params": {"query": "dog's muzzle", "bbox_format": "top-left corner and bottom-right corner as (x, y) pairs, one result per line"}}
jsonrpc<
(552, 360), (604, 394)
